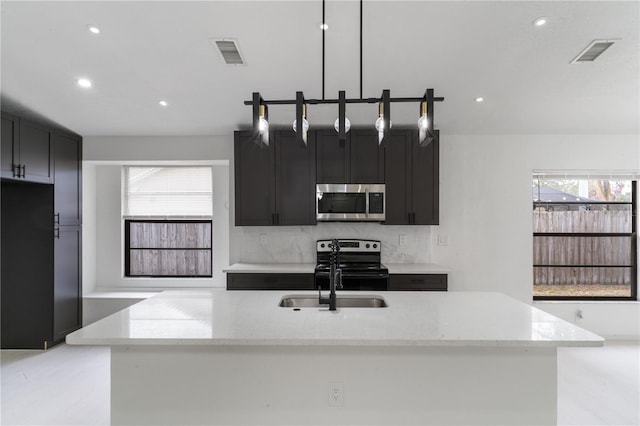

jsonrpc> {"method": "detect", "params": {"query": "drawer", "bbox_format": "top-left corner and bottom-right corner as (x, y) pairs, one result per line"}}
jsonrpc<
(388, 274), (447, 291)
(227, 273), (315, 290)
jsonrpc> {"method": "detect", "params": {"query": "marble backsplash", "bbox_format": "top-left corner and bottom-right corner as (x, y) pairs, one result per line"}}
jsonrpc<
(234, 223), (432, 264)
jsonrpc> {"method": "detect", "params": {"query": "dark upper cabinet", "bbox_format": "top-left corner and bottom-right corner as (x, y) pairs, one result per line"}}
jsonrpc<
(350, 129), (385, 183)
(54, 131), (82, 226)
(53, 225), (82, 342)
(384, 129), (439, 225)
(316, 128), (384, 183)
(234, 131), (275, 226)
(274, 130), (316, 225)
(235, 130), (316, 226)
(1, 112), (18, 179)
(1, 115), (53, 183)
(316, 129), (350, 183)
(17, 119), (54, 183)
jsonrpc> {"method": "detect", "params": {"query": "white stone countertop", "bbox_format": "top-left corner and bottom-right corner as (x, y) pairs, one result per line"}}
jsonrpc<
(223, 263), (316, 273)
(384, 263), (450, 274)
(223, 263), (449, 274)
(66, 290), (603, 348)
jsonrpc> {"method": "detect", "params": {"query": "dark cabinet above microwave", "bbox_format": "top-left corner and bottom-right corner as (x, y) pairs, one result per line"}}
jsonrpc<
(316, 129), (384, 184)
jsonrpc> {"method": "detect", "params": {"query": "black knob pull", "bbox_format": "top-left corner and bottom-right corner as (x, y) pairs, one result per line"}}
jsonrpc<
(366, 243), (370, 248)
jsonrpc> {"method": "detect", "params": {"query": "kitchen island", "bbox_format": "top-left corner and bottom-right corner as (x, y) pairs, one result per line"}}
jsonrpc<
(67, 290), (603, 425)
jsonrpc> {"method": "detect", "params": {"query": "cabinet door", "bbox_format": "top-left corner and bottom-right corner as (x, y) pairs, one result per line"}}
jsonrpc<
(412, 131), (439, 225)
(19, 119), (54, 183)
(316, 129), (350, 183)
(54, 225), (82, 342)
(234, 131), (275, 226)
(227, 273), (315, 290)
(350, 129), (384, 183)
(1, 112), (19, 179)
(389, 274), (447, 291)
(383, 130), (413, 225)
(1, 181), (55, 349)
(274, 130), (316, 225)
(54, 132), (82, 226)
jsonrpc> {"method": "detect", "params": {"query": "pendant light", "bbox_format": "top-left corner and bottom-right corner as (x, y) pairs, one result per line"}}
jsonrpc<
(418, 100), (428, 142)
(374, 90), (391, 145)
(293, 92), (309, 145)
(252, 92), (269, 146)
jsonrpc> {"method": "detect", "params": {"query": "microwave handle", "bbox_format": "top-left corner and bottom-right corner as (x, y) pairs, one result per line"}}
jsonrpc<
(365, 188), (369, 218)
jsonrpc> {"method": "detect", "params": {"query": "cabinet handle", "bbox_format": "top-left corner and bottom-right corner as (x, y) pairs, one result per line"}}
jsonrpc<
(13, 164), (20, 178)
(54, 213), (60, 225)
(20, 165), (25, 178)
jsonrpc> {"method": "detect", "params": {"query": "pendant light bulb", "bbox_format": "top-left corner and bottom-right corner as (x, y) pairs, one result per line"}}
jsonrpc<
(417, 101), (429, 130)
(374, 103), (391, 132)
(334, 117), (351, 133)
(258, 105), (269, 133)
(293, 104), (309, 133)
(292, 118), (309, 133)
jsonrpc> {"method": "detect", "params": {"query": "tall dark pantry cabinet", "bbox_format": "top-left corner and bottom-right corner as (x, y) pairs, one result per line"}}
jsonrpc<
(1, 111), (82, 349)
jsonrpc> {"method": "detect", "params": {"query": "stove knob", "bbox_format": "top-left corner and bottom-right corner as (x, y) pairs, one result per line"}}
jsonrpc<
(373, 243), (378, 249)
(320, 243), (325, 248)
(366, 243), (370, 249)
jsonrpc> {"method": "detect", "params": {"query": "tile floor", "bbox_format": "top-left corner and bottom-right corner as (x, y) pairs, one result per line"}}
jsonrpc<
(1, 341), (639, 425)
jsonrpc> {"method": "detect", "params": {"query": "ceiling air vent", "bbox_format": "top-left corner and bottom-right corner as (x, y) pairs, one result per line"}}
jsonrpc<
(211, 38), (245, 65)
(570, 39), (616, 64)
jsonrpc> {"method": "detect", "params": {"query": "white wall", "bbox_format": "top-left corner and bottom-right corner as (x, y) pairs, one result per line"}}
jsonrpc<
(82, 133), (640, 338)
(83, 136), (232, 290)
(432, 133), (640, 338)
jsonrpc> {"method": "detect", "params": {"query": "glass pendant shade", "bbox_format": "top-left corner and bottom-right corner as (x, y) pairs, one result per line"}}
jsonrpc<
(417, 115), (428, 130)
(258, 117), (269, 133)
(292, 118), (309, 133)
(334, 117), (351, 133)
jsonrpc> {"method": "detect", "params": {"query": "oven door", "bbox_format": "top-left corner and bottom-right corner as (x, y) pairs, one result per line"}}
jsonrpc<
(315, 271), (389, 291)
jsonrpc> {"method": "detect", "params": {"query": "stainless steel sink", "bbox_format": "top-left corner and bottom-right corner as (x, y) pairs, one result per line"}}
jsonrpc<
(279, 295), (388, 308)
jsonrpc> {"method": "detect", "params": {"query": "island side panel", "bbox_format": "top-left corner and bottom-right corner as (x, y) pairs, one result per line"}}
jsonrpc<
(111, 345), (557, 425)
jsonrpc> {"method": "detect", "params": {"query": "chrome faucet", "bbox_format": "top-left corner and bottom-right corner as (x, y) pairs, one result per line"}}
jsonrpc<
(318, 239), (342, 310)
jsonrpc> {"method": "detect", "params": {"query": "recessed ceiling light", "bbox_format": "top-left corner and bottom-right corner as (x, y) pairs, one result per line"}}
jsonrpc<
(533, 17), (548, 27)
(87, 25), (100, 34)
(77, 78), (92, 88)
(320, 23), (328, 30)
(475, 97), (484, 103)
(159, 100), (168, 107)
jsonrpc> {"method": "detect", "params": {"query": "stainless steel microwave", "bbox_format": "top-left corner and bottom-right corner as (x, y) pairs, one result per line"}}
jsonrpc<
(316, 184), (385, 222)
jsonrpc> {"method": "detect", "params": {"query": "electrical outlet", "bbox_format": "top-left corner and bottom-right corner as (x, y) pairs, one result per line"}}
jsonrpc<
(260, 233), (268, 246)
(399, 234), (407, 247)
(328, 381), (344, 407)
(575, 309), (583, 323)
(437, 234), (449, 246)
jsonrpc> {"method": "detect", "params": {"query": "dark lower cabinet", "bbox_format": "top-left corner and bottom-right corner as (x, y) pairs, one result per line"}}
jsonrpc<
(227, 273), (315, 290)
(389, 274), (448, 291)
(1, 182), (55, 349)
(235, 130), (316, 226)
(384, 129), (439, 225)
(54, 226), (82, 342)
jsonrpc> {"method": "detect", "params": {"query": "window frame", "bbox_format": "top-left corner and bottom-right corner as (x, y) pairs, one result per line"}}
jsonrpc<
(533, 180), (637, 301)
(124, 219), (213, 278)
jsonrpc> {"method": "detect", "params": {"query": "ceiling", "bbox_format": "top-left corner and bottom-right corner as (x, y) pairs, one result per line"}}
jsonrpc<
(1, 1), (638, 136)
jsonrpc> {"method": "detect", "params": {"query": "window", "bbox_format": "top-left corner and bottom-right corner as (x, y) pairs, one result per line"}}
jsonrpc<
(533, 175), (637, 300)
(123, 166), (213, 277)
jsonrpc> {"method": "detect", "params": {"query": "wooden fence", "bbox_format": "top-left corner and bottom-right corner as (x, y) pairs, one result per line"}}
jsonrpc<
(533, 210), (633, 285)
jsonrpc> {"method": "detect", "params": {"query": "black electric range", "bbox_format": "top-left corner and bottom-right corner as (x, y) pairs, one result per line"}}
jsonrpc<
(315, 239), (389, 291)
